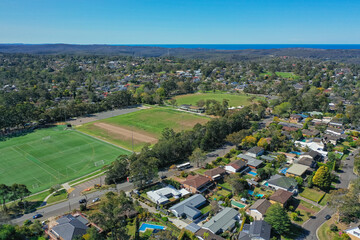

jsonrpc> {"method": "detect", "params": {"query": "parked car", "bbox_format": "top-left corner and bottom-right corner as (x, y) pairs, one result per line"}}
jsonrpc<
(92, 197), (100, 203)
(324, 215), (331, 220)
(33, 214), (43, 219)
(79, 198), (87, 204)
(160, 175), (167, 179)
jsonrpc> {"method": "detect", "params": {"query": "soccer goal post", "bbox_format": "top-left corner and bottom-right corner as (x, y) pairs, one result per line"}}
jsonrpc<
(94, 160), (105, 167)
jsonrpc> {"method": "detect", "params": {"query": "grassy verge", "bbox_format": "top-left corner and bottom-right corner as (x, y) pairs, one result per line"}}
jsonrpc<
(318, 221), (331, 240)
(69, 170), (106, 186)
(47, 189), (68, 204)
(318, 193), (330, 206)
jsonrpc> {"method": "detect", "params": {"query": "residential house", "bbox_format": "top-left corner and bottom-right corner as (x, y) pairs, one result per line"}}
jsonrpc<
(289, 114), (303, 123)
(248, 199), (272, 220)
(238, 154), (264, 169)
(147, 185), (189, 205)
(286, 163), (309, 177)
(225, 160), (247, 173)
(302, 129), (320, 137)
(238, 220), (271, 240)
(195, 228), (225, 240)
(204, 167), (227, 181)
(297, 157), (317, 169)
(169, 194), (207, 220)
(295, 140), (328, 157)
(182, 175), (213, 193)
(269, 189), (293, 207)
(299, 150), (323, 162)
(246, 146), (265, 158)
(345, 226), (360, 240)
(49, 214), (90, 240)
(267, 174), (298, 193)
(329, 119), (343, 129)
(325, 127), (344, 136)
(323, 133), (342, 145)
(203, 207), (240, 234)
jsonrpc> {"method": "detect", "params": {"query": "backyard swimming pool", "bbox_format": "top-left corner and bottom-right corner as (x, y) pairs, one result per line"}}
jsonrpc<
(290, 151), (301, 155)
(139, 223), (165, 232)
(248, 190), (264, 198)
(231, 200), (246, 208)
(279, 167), (288, 174)
(248, 171), (257, 176)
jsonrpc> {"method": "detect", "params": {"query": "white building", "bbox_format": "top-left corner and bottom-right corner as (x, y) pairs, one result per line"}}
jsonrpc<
(147, 185), (189, 205)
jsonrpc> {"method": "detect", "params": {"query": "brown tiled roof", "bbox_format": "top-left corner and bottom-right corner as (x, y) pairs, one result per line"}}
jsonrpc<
(227, 160), (246, 170)
(183, 175), (211, 189)
(195, 228), (225, 240)
(269, 189), (293, 204)
(204, 167), (226, 178)
(249, 199), (272, 215)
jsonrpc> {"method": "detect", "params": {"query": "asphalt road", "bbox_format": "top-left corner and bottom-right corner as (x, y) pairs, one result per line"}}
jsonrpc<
(301, 148), (358, 240)
(11, 181), (134, 225)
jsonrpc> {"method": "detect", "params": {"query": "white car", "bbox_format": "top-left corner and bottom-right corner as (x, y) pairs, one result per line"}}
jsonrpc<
(92, 197), (100, 203)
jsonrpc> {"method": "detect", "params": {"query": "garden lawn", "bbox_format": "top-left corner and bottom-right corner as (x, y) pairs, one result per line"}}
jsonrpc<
(217, 189), (232, 198)
(171, 92), (262, 107)
(199, 203), (212, 214)
(0, 125), (129, 193)
(77, 107), (209, 151)
(300, 188), (325, 203)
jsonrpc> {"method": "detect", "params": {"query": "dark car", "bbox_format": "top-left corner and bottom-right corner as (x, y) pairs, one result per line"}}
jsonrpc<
(324, 215), (331, 220)
(33, 213), (43, 219)
(79, 198), (87, 204)
(160, 175), (167, 179)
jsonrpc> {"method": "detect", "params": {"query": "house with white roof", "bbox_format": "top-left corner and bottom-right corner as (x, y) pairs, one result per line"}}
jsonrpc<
(147, 185), (189, 205)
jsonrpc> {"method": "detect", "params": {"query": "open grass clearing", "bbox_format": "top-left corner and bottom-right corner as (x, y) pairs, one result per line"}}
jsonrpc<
(299, 187), (325, 203)
(77, 107), (209, 152)
(260, 72), (299, 79)
(170, 92), (263, 107)
(0, 125), (129, 193)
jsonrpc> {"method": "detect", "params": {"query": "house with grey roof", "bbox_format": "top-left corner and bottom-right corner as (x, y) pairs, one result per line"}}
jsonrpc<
(169, 194), (206, 220)
(203, 207), (240, 234)
(248, 199), (271, 220)
(246, 146), (265, 158)
(237, 154), (264, 169)
(267, 174), (298, 193)
(238, 220), (271, 240)
(49, 214), (89, 240)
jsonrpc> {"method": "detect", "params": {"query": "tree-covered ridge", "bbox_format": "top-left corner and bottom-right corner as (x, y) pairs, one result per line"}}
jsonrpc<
(1, 54), (360, 130)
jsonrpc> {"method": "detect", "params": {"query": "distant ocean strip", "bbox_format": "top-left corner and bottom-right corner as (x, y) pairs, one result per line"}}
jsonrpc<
(119, 44), (360, 50)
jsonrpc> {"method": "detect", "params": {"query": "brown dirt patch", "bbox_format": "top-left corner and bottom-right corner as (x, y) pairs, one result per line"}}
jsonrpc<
(298, 204), (316, 214)
(93, 122), (158, 144)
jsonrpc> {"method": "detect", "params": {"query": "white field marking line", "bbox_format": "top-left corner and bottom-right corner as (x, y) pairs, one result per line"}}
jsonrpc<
(12, 146), (60, 179)
(18, 142), (67, 177)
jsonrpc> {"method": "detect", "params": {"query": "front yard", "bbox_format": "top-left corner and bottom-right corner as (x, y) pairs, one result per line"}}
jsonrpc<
(299, 187), (325, 203)
(288, 199), (321, 225)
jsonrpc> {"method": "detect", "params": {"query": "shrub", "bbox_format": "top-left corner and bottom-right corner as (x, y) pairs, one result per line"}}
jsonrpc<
(79, 204), (87, 211)
(161, 217), (168, 222)
(330, 224), (338, 232)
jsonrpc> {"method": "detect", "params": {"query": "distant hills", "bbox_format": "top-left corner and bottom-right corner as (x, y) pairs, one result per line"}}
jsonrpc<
(1, 44), (360, 63)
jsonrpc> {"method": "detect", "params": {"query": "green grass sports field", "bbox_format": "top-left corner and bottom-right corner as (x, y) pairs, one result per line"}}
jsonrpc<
(77, 107), (209, 152)
(171, 92), (261, 107)
(0, 125), (129, 193)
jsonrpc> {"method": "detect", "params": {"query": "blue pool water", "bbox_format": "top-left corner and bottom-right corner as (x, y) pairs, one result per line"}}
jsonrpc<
(280, 168), (288, 174)
(139, 223), (165, 232)
(248, 190), (264, 198)
(290, 151), (301, 155)
(248, 171), (257, 176)
(264, 182), (269, 186)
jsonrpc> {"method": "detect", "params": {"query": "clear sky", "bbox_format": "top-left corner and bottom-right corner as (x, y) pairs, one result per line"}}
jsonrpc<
(0, 0), (359, 44)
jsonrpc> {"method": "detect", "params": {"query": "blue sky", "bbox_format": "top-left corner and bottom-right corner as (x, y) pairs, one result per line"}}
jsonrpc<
(0, 0), (359, 44)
